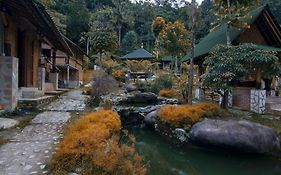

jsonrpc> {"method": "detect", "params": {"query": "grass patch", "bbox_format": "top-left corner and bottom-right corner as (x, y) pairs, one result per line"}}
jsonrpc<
(231, 109), (281, 135)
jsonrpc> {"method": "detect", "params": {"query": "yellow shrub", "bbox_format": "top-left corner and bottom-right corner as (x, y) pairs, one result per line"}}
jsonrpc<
(50, 110), (147, 175)
(159, 89), (177, 98)
(112, 69), (126, 79)
(158, 103), (220, 129)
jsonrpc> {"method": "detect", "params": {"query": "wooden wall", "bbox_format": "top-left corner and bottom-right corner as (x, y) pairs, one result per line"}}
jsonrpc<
(236, 24), (267, 45)
(4, 13), (41, 88)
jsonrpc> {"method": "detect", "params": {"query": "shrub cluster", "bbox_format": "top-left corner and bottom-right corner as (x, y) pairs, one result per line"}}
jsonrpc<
(159, 89), (177, 98)
(50, 110), (147, 175)
(158, 103), (220, 129)
(150, 74), (174, 93)
(112, 69), (127, 82)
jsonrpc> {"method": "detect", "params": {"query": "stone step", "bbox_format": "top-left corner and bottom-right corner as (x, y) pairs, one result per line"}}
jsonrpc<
(20, 87), (44, 99)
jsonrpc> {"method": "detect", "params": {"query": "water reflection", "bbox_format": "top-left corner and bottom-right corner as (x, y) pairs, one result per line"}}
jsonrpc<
(131, 127), (281, 175)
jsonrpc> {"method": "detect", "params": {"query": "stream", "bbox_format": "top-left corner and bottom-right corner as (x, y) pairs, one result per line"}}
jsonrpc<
(130, 127), (281, 175)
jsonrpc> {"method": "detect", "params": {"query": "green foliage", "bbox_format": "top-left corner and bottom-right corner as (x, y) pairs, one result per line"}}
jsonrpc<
(152, 17), (166, 37)
(196, 0), (216, 41)
(121, 31), (140, 54)
(39, 0), (219, 56)
(202, 44), (247, 94)
(160, 20), (190, 57)
(202, 44), (281, 94)
(65, 0), (90, 42)
(213, 0), (260, 44)
(87, 8), (118, 55)
(150, 74), (174, 93)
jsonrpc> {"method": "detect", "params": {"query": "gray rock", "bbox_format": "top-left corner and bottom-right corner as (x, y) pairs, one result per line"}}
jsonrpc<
(144, 111), (158, 126)
(189, 118), (280, 153)
(0, 118), (19, 130)
(126, 92), (158, 104)
(117, 108), (144, 126)
(125, 84), (137, 92)
(173, 128), (188, 142)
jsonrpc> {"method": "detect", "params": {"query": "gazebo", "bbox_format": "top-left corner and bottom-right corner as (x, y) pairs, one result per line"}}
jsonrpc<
(121, 48), (154, 60)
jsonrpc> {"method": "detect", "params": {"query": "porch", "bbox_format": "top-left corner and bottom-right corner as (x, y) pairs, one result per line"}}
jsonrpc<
(57, 64), (80, 89)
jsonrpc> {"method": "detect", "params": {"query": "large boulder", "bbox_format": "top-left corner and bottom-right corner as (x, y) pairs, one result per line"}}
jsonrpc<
(144, 111), (158, 127)
(117, 108), (144, 126)
(189, 118), (280, 153)
(126, 92), (158, 104)
(124, 84), (138, 92)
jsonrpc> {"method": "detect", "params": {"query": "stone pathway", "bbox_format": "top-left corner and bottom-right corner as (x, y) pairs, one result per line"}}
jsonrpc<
(0, 90), (87, 175)
(43, 90), (88, 111)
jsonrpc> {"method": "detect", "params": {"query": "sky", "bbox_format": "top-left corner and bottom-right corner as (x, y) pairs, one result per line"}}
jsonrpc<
(130, 0), (204, 5)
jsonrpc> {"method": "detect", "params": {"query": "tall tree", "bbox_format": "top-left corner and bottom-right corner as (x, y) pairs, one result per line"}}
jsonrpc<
(87, 8), (117, 58)
(160, 20), (190, 73)
(38, 0), (67, 34)
(203, 44), (281, 108)
(112, 0), (135, 47)
(196, 0), (215, 41)
(152, 17), (166, 60)
(121, 31), (140, 54)
(213, 0), (259, 45)
(65, 0), (90, 43)
(187, 0), (197, 105)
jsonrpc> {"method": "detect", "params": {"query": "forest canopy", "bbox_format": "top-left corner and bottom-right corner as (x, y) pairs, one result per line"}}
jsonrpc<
(38, 0), (280, 57)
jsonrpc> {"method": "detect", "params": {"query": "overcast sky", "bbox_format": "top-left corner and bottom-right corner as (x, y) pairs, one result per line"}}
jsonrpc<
(130, 0), (204, 5)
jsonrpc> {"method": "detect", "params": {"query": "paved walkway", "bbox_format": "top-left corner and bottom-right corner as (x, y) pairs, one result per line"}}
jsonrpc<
(0, 90), (87, 175)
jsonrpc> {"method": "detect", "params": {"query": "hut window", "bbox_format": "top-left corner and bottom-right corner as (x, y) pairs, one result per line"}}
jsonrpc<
(0, 20), (4, 56)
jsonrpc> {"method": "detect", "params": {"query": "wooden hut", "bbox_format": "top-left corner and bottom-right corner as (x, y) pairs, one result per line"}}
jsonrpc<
(182, 5), (281, 112)
(0, 0), (72, 110)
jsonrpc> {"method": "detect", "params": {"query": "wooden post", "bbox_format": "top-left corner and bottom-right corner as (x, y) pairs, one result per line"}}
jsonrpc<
(52, 49), (57, 73)
(256, 68), (262, 89)
(67, 65), (70, 86)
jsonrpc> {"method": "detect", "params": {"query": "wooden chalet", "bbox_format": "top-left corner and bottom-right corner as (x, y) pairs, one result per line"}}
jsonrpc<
(0, 0), (85, 110)
(182, 5), (281, 111)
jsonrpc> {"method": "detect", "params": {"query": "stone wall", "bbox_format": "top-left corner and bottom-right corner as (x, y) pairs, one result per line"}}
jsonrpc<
(250, 90), (266, 113)
(0, 57), (18, 111)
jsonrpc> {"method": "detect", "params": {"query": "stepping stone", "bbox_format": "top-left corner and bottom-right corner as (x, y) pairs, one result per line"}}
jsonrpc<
(0, 118), (19, 130)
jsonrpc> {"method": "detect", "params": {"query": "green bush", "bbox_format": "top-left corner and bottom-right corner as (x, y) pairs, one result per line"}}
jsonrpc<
(150, 74), (174, 93)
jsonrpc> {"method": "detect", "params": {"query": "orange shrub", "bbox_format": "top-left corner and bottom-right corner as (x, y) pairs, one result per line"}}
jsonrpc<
(159, 89), (177, 98)
(158, 103), (220, 129)
(50, 110), (147, 175)
(112, 69), (126, 79)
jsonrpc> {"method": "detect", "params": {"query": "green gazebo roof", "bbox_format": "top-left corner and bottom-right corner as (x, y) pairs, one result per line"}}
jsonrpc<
(182, 5), (281, 62)
(121, 48), (154, 60)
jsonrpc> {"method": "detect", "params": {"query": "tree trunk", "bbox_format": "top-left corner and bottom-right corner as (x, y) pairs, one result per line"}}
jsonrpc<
(187, 0), (196, 105)
(118, 24), (122, 48)
(174, 56), (178, 74)
(226, 0), (231, 46)
(156, 36), (160, 60)
(226, 23), (231, 45)
(221, 90), (229, 109)
(86, 37), (90, 55)
(256, 68), (262, 89)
